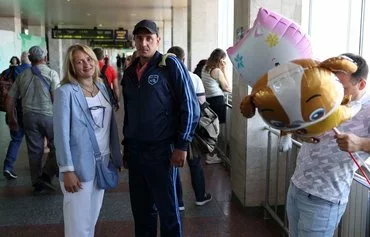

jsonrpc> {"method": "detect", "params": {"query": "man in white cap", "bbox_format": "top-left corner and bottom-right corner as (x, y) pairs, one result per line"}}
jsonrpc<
(6, 46), (59, 194)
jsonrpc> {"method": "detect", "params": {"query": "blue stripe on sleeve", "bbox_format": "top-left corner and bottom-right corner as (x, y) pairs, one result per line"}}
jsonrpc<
(170, 56), (194, 141)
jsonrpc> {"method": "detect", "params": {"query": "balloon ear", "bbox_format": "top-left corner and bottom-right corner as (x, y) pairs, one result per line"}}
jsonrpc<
(320, 56), (357, 74)
(341, 94), (352, 105)
(240, 95), (256, 118)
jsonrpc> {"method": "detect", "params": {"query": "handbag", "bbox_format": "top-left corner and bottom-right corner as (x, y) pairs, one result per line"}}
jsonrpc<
(85, 110), (119, 190)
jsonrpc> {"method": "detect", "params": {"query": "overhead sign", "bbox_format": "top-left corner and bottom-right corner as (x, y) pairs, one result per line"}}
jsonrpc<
(51, 29), (114, 39)
(90, 40), (132, 49)
(115, 29), (128, 40)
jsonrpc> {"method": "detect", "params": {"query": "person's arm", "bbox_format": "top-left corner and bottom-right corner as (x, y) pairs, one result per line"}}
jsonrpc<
(335, 133), (370, 153)
(109, 67), (120, 110)
(6, 80), (20, 131)
(5, 95), (17, 130)
(121, 76), (129, 169)
(50, 70), (60, 101)
(53, 88), (82, 192)
(211, 68), (230, 92)
(166, 55), (200, 166)
(112, 78), (120, 108)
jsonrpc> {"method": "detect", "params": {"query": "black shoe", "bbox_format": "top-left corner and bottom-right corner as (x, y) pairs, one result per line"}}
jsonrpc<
(195, 193), (213, 206)
(3, 169), (17, 180)
(33, 183), (47, 195)
(37, 174), (56, 191)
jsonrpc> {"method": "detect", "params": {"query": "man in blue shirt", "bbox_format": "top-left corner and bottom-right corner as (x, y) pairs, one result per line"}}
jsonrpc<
(3, 51), (31, 179)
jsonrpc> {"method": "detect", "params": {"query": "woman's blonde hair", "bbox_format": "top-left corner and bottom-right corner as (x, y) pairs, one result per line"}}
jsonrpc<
(60, 44), (101, 85)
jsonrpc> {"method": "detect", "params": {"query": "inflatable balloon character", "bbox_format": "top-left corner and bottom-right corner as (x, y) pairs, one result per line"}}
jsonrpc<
(227, 7), (312, 87)
(240, 56), (360, 151)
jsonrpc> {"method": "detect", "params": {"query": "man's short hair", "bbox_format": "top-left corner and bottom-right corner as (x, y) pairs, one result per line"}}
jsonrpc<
(28, 46), (47, 63)
(341, 53), (368, 83)
(93, 48), (104, 60)
(133, 19), (158, 35)
(167, 46), (185, 61)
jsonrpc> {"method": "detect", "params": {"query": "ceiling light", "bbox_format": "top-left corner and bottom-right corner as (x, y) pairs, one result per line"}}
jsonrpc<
(86, 13), (92, 16)
(98, 24), (103, 27)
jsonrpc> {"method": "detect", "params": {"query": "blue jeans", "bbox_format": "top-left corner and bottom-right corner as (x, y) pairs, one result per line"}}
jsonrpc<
(286, 182), (347, 237)
(3, 127), (25, 171)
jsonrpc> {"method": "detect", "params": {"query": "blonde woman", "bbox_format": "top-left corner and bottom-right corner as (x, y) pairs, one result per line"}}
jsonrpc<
(53, 44), (121, 237)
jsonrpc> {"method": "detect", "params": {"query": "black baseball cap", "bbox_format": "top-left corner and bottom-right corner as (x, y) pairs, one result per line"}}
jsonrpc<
(133, 19), (158, 35)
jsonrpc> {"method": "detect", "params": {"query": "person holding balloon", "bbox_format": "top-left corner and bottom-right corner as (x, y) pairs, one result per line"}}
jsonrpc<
(286, 53), (370, 237)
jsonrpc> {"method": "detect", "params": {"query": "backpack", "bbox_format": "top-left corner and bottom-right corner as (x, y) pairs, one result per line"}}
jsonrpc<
(159, 53), (220, 153)
(195, 101), (220, 153)
(0, 67), (16, 112)
(100, 64), (118, 108)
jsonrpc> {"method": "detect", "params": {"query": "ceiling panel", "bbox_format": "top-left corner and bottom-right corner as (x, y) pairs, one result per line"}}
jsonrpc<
(0, 0), (187, 31)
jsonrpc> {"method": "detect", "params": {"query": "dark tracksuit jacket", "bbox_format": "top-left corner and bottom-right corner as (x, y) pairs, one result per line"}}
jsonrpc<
(121, 51), (199, 237)
(122, 51), (200, 150)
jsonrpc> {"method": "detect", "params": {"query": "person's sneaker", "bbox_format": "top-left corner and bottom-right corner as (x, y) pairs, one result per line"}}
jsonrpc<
(195, 193), (213, 206)
(37, 174), (56, 190)
(179, 206), (185, 211)
(3, 169), (17, 180)
(33, 182), (47, 195)
(205, 154), (222, 164)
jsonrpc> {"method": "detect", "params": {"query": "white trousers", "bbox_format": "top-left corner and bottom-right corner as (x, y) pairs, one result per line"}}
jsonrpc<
(60, 179), (105, 237)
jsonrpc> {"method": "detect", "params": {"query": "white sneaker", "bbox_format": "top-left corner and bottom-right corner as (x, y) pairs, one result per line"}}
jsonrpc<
(206, 154), (222, 164)
(195, 193), (213, 206)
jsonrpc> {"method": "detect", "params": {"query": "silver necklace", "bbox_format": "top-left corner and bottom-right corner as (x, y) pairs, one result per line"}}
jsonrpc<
(81, 84), (95, 97)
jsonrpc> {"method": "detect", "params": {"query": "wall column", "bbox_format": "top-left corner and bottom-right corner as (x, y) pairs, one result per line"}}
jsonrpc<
(230, 0), (304, 206)
(187, 0), (219, 71)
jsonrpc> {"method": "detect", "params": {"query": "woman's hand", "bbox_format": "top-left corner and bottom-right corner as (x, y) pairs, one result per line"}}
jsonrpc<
(220, 59), (227, 72)
(63, 172), (82, 193)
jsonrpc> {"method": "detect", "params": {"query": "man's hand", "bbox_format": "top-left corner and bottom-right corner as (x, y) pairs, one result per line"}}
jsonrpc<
(63, 172), (82, 193)
(170, 149), (187, 167)
(335, 133), (364, 152)
(9, 119), (19, 131)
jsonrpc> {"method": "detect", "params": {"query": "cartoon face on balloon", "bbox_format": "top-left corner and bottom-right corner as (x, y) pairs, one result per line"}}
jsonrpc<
(227, 7), (313, 87)
(240, 57), (358, 137)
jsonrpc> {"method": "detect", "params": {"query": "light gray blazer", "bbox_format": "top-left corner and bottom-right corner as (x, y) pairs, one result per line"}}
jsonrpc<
(53, 82), (122, 182)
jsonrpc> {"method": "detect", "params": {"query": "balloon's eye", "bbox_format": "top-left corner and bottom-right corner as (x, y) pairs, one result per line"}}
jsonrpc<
(275, 62), (280, 67)
(309, 108), (325, 121)
(270, 120), (285, 128)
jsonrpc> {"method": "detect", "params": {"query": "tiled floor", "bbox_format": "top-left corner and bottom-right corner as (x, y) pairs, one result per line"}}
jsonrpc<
(0, 109), (283, 237)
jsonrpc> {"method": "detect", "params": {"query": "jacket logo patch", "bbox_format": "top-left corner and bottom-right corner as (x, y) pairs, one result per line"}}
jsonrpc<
(148, 75), (159, 85)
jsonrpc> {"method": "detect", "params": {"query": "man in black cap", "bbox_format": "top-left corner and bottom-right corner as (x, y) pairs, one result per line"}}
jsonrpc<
(121, 20), (200, 237)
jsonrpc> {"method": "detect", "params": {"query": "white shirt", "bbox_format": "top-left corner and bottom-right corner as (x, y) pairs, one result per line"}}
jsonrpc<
(189, 71), (206, 103)
(201, 67), (224, 98)
(291, 91), (370, 204)
(86, 91), (112, 156)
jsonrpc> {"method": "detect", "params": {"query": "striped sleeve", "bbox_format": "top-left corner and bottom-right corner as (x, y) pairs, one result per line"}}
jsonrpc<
(166, 56), (200, 150)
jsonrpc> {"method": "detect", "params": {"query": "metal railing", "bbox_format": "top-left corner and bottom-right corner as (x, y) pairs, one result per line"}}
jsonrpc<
(263, 126), (370, 236)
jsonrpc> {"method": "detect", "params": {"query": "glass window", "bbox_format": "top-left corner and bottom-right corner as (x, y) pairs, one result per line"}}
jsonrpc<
(362, 0), (370, 61)
(307, 0), (362, 60)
